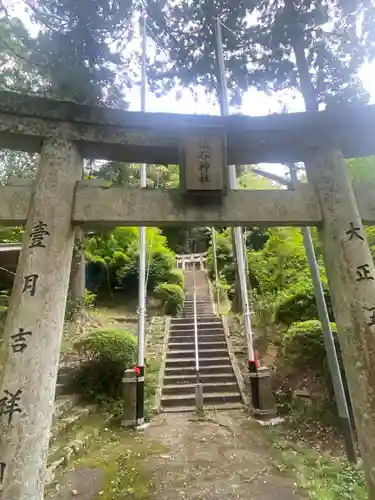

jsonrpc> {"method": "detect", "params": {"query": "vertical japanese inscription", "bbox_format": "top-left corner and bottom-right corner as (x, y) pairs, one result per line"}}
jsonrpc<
(345, 222), (375, 330)
(21, 274), (39, 296)
(0, 462), (5, 484)
(345, 222), (364, 241)
(197, 139), (211, 183)
(28, 221), (50, 248)
(365, 307), (375, 327)
(11, 328), (32, 354)
(356, 264), (373, 282)
(0, 389), (22, 425)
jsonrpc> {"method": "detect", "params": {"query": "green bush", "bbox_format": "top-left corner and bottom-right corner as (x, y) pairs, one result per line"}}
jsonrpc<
(84, 289), (97, 308)
(282, 320), (338, 371)
(147, 249), (176, 289)
(72, 328), (137, 400)
(154, 283), (184, 316)
(281, 320), (353, 420)
(274, 284), (334, 325)
(165, 268), (184, 288)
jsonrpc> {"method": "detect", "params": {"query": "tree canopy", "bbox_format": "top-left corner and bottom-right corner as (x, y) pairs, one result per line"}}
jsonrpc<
(147, 0), (375, 109)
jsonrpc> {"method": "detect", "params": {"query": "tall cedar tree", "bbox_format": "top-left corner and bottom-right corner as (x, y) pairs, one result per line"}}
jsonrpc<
(147, 0), (375, 109)
(20, 0), (136, 105)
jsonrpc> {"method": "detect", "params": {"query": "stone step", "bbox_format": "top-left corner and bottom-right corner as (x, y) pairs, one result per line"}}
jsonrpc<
(184, 300), (212, 304)
(162, 382), (239, 395)
(169, 335), (225, 343)
(164, 364), (234, 376)
(182, 311), (212, 314)
(52, 395), (80, 423)
(163, 373), (237, 385)
(162, 401), (244, 413)
(161, 391), (242, 408)
(183, 303), (212, 308)
(169, 329), (224, 338)
(170, 324), (223, 332)
(165, 357), (231, 368)
(182, 305), (212, 309)
(168, 341), (227, 351)
(168, 349), (229, 359)
(171, 318), (220, 327)
(184, 298), (211, 302)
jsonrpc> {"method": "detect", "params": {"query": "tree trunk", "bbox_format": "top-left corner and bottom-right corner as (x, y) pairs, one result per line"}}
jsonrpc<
(285, 0), (318, 112)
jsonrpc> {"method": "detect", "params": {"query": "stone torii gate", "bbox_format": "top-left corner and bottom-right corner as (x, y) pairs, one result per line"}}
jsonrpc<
(1, 92), (375, 498)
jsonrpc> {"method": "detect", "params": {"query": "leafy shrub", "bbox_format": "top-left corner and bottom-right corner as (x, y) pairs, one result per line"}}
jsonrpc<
(282, 320), (338, 372)
(84, 289), (97, 308)
(72, 328), (137, 400)
(154, 283), (184, 315)
(274, 283), (334, 325)
(165, 268), (184, 289)
(281, 320), (354, 422)
(146, 249), (176, 290)
(85, 227), (178, 297)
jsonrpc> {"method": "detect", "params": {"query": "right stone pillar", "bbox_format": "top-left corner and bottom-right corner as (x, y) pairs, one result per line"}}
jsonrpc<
(306, 149), (375, 497)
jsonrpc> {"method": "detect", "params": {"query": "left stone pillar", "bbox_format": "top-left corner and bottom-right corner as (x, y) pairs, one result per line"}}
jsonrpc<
(0, 138), (82, 499)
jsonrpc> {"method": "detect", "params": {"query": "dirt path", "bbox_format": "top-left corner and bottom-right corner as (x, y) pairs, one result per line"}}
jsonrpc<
(48, 409), (306, 500)
(143, 409), (304, 500)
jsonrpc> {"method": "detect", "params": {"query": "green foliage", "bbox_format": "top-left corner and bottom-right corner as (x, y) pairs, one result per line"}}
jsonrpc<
(206, 229), (233, 279)
(164, 268), (184, 288)
(154, 283), (184, 316)
(270, 432), (367, 500)
(148, 0), (373, 108)
(0, 226), (24, 243)
(145, 248), (176, 291)
(72, 328), (137, 400)
(347, 156), (375, 184)
(0, 151), (37, 185)
(25, 0), (134, 105)
(275, 281), (333, 325)
(84, 289), (97, 308)
(93, 162), (180, 188)
(282, 320), (337, 371)
(85, 227), (177, 297)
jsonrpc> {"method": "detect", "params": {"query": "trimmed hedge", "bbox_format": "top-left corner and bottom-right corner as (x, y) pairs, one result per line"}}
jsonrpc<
(72, 327), (137, 400)
(275, 284), (334, 326)
(282, 320), (338, 371)
(154, 283), (184, 315)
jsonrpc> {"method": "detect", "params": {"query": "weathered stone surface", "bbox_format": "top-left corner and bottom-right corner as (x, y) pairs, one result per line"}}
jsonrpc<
(0, 90), (374, 163)
(0, 138), (83, 500)
(5, 182), (375, 227)
(73, 184), (322, 227)
(180, 129), (226, 192)
(306, 149), (375, 499)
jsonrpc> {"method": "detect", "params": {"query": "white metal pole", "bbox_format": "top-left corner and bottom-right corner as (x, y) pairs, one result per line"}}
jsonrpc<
(136, 13), (147, 425)
(211, 228), (221, 314)
(214, 17), (255, 362)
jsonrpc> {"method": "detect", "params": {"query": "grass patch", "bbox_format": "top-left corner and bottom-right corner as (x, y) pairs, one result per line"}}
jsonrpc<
(268, 429), (367, 500)
(74, 427), (165, 500)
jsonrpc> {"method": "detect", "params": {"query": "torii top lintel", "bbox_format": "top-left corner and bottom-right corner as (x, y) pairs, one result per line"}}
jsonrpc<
(0, 90), (373, 164)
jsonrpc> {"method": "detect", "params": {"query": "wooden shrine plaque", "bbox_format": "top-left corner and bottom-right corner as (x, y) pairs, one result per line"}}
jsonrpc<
(180, 128), (227, 194)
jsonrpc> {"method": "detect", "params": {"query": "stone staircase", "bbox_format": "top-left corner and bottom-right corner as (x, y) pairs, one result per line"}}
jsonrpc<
(161, 267), (243, 412)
